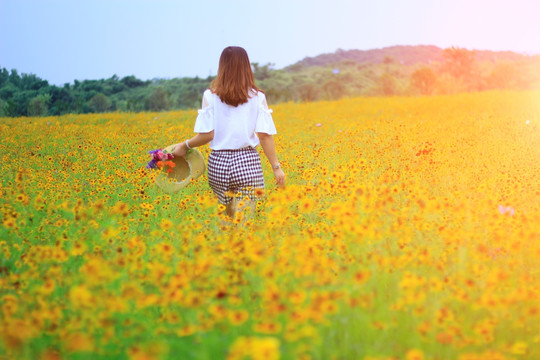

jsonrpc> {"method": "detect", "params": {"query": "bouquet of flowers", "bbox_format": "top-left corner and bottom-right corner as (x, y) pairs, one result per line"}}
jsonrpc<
(146, 148), (176, 173)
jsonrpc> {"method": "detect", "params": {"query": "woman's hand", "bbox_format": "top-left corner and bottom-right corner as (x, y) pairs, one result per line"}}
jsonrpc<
(172, 142), (188, 158)
(273, 167), (285, 187)
(257, 132), (285, 187)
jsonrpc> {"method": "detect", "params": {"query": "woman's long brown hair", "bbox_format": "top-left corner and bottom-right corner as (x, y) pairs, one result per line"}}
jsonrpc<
(210, 46), (262, 107)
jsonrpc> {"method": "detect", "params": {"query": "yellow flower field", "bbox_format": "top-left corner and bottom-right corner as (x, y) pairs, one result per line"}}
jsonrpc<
(1, 90), (539, 360)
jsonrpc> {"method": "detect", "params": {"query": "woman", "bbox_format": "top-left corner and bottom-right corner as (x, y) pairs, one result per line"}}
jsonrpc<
(172, 46), (285, 218)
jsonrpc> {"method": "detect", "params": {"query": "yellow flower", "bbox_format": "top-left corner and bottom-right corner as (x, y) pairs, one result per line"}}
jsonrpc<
(405, 349), (424, 360)
(64, 332), (94, 353)
(510, 341), (528, 355)
(227, 336), (280, 360)
(228, 309), (249, 326)
(69, 285), (93, 308)
(160, 218), (173, 231)
(354, 270), (371, 285)
(254, 321), (282, 335)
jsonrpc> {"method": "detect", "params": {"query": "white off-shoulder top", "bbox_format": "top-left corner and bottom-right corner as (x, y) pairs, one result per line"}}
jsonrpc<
(193, 88), (277, 150)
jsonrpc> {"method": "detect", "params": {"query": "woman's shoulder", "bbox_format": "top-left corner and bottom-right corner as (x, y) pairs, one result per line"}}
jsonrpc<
(202, 88), (218, 104)
(251, 88), (265, 96)
(249, 89), (266, 102)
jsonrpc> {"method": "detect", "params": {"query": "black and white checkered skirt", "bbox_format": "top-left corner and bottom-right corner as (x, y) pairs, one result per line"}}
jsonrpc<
(207, 147), (265, 204)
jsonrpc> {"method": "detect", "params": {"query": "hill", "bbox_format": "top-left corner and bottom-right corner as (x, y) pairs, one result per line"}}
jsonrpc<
(288, 45), (530, 68)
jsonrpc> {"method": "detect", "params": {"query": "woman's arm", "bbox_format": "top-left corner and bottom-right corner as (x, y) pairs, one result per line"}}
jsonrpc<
(172, 131), (214, 158)
(257, 132), (285, 186)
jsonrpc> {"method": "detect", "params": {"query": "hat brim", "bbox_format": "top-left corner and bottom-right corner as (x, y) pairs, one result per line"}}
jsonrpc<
(154, 145), (206, 194)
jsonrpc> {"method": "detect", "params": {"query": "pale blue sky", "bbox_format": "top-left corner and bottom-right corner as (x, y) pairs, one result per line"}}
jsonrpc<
(1, 0), (539, 85)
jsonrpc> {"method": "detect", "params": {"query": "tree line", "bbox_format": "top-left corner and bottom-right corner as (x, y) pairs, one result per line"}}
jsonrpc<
(1, 46), (539, 117)
(0, 70), (212, 117)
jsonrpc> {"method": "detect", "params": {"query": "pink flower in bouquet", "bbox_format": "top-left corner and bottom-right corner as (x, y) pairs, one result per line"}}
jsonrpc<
(147, 148), (175, 170)
(153, 150), (164, 161)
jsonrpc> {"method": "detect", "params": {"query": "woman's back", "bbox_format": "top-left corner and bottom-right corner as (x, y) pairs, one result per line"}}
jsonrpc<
(195, 88), (276, 150)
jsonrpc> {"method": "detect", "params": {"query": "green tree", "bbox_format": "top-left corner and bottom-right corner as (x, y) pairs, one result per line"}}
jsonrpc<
(49, 86), (74, 115)
(259, 71), (293, 103)
(443, 47), (475, 79)
(9, 69), (21, 88)
(147, 87), (171, 111)
(27, 94), (51, 116)
(0, 98), (6, 117)
(20, 73), (48, 91)
(121, 75), (148, 88)
(81, 80), (105, 95)
(489, 62), (528, 90)
(252, 63), (274, 81)
(0, 82), (18, 99)
(378, 72), (398, 95)
(127, 98), (145, 112)
(322, 79), (345, 100)
(296, 83), (320, 102)
(383, 56), (394, 72)
(12, 90), (38, 116)
(0, 68), (10, 87)
(88, 93), (111, 113)
(410, 67), (437, 95)
(2, 100), (18, 117)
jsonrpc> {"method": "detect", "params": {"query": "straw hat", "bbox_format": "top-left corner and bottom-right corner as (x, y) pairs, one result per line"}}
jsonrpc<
(154, 144), (206, 194)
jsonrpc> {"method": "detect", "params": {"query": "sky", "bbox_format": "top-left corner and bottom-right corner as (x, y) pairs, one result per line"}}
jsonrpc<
(1, 0), (539, 86)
